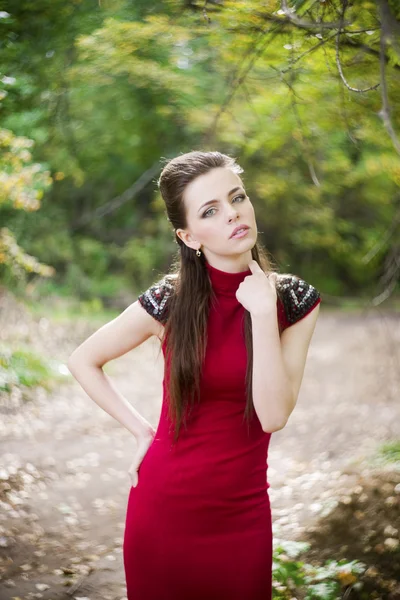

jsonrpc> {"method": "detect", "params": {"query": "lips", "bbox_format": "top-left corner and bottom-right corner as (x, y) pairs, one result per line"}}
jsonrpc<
(230, 225), (249, 238)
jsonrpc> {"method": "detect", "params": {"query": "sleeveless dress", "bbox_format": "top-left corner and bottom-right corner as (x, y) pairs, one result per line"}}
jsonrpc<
(123, 260), (321, 600)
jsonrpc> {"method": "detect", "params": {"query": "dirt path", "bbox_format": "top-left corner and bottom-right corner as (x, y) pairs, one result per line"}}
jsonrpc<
(0, 305), (399, 599)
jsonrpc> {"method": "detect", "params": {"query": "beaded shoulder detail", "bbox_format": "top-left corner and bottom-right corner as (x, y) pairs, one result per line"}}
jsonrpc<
(137, 275), (176, 325)
(276, 274), (321, 328)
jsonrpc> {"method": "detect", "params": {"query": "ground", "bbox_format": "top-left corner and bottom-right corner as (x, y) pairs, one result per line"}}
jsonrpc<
(0, 292), (399, 599)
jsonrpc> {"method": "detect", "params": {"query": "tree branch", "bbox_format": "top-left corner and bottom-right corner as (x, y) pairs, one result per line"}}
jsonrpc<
(335, 0), (380, 92)
(71, 161), (162, 230)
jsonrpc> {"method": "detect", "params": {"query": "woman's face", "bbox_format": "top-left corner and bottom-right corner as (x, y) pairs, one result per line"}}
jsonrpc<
(176, 167), (258, 270)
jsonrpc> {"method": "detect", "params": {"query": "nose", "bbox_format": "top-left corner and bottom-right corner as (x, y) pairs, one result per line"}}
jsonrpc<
(227, 206), (239, 222)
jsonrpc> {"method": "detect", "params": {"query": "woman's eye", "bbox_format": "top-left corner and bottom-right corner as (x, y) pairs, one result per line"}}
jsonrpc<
(203, 207), (216, 217)
(202, 195), (246, 218)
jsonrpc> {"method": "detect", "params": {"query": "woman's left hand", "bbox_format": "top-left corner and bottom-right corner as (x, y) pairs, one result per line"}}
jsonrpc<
(129, 426), (156, 488)
(236, 259), (278, 317)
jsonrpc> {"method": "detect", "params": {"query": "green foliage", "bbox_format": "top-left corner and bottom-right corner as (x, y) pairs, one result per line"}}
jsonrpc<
(1, 0), (399, 299)
(272, 539), (309, 597)
(0, 128), (55, 281)
(25, 293), (119, 323)
(271, 538), (367, 599)
(0, 346), (68, 392)
(375, 440), (400, 464)
(29, 265), (134, 311)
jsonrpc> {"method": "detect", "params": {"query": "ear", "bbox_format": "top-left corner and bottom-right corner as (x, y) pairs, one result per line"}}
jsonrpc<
(175, 227), (199, 251)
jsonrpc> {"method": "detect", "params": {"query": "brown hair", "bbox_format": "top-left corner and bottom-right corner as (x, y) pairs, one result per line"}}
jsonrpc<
(156, 150), (283, 443)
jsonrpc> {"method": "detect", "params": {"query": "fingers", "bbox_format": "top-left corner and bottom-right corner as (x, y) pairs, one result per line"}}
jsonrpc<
(267, 272), (278, 289)
(129, 432), (155, 488)
(248, 259), (276, 282)
(128, 461), (139, 487)
(130, 467), (138, 487)
(247, 259), (264, 273)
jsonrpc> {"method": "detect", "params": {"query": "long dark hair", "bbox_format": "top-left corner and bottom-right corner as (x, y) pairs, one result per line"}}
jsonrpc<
(156, 150), (283, 443)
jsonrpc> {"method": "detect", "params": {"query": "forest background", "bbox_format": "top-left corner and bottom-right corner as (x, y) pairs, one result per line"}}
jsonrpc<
(1, 0), (399, 308)
(1, 2), (400, 599)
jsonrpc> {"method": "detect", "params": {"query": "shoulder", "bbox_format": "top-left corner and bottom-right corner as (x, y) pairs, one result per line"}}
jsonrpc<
(137, 274), (177, 325)
(276, 273), (321, 329)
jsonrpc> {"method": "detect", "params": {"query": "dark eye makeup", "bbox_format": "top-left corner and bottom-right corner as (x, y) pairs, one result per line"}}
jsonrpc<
(202, 195), (246, 218)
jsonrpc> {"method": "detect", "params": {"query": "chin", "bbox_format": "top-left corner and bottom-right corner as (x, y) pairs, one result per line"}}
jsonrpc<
(246, 233), (257, 249)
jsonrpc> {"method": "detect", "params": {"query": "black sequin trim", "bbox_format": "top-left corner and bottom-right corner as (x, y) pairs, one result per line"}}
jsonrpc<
(137, 276), (175, 325)
(277, 275), (321, 326)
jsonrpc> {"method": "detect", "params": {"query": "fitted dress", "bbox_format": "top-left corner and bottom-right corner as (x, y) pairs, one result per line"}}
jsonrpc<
(123, 259), (321, 600)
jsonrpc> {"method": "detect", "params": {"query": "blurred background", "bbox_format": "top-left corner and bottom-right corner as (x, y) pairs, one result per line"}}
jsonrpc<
(0, 1), (399, 599)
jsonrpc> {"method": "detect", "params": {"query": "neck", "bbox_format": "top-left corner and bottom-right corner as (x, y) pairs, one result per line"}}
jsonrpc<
(203, 252), (253, 274)
(205, 259), (252, 295)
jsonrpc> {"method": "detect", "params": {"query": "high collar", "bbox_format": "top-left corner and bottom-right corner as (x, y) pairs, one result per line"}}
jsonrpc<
(205, 260), (252, 295)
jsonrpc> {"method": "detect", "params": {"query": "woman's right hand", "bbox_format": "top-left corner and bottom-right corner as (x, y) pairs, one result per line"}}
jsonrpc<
(128, 426), (156, 487)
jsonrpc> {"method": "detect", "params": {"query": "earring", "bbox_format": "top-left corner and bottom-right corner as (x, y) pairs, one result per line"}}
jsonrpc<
(196, 248), (201, 257)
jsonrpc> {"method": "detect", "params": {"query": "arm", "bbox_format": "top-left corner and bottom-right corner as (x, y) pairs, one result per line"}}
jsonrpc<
(251, 275), (321, 433)
(280, 300), (320, 419)
(251, 311), (293, 433)
(67, 299), (162, 440)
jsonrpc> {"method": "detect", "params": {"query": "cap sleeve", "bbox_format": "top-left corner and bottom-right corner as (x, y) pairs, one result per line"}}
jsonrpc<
(137, 276), (174, 325)
(277, 274), (321, 331)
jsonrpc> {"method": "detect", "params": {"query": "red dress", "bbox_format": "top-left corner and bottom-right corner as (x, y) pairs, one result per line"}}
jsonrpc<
(123, 260), (321, 600)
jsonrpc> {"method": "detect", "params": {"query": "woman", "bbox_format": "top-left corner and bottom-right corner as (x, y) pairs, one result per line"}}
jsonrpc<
(68, 150), (321, 600)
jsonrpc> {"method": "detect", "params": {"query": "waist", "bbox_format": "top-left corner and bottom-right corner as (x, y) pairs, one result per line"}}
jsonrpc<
(139, 432), (270, 502)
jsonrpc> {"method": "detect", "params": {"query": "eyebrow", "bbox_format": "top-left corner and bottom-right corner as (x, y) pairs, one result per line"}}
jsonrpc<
(197, 187), (243, 214)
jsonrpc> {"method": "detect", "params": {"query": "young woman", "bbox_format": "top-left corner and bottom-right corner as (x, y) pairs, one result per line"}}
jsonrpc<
(68, 150), (321, 600)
